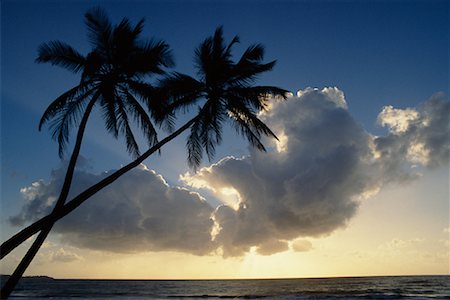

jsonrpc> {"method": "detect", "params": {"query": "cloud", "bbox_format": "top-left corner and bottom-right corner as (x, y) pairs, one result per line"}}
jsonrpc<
(12, 165), (216, 255)
(374, 92), (449, 172)
(51, 248), (83, 263)
(11, 88), (449, 257)
(182, 88), (378, 256)
(256, 239), (289, 256)
(182, 88), (449, 256)
(291, 239), (313, 252)
(377, 106), (420, 134)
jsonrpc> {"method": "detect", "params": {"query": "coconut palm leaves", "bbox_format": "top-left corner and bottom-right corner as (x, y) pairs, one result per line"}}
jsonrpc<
(37, 7), (173, 158)
(159, 26), (288, 169)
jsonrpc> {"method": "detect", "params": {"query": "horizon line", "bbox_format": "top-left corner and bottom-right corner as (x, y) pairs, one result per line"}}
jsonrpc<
(6, 274), (449, 281)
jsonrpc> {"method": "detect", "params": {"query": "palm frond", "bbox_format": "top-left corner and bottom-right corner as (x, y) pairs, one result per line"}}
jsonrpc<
(244, 86), (289, 99)
(85, 7), (112, 53)
(143, 40), (174, 68)
(227, 105), (268, 151)
(114, 17), (144, 47)
(229, 112), (266, 152)
(198, 115), (216, 162)
(227, 85), (289, 111)
(49, 92), (94, 157)
(132, 19), (145, 37)
(157, 73), (204, 113)
(116, 98), (140, 157)
(122, 88), (158, 147)
(226, 44), (275, 85)
(212, 26), (226, 60)
(125, 80), (156, 109)
(228, 102), (278, 140)
(231, 60), (276, 86)
(99, 88), (119, 138)
(125, 80), (173, 131)
(36, 41), (86, 73)
(39, 83), (92, 130)
(125, 80), (153, 96)
(114, 17), (133, 38)
(111, 17), (135, 62)
(187, 102), (226, 165)
(129, 40), (174, 76)
(224, 35), (240, 59)
(194, 36), (213, 81)
(187, 121), (203, 170)
(239, 44), (265, 63)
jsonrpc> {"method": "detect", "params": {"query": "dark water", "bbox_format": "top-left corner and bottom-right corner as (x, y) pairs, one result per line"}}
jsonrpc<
(8, 276), (450, 299)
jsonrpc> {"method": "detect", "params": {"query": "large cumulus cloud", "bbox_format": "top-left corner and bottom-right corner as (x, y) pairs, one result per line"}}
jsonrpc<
(182, 88), (449, 256)
(182, 88), (378, 256)
(11, 88), (449, 257)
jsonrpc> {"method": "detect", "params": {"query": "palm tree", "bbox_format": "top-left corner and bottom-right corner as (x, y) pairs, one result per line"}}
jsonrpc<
(0, 8), (173, 299)
(0, 27), (287, 297)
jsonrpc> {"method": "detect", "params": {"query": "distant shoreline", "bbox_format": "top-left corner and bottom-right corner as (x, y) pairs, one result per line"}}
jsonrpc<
(1, 275), (54, 281)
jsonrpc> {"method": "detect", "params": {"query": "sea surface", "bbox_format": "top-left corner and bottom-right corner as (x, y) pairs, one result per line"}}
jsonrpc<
(7, 275), (450, 299)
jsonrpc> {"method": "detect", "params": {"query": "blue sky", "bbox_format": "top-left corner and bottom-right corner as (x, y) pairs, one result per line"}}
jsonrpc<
(1, 0), (448, 278)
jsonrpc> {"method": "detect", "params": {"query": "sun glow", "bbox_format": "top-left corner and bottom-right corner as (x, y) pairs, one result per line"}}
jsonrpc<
(275, 131), (288, 153)
(219, 187), (241, 210)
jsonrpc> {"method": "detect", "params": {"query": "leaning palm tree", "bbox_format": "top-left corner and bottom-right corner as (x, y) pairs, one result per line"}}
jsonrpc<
(0, 27), (287, 296)
(1, 8), (173, 299)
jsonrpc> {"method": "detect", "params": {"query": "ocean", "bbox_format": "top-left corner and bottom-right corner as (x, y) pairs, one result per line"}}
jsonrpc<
(7, 275), (450, 299)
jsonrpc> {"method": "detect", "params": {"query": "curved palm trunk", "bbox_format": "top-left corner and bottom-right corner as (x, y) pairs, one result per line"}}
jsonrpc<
(0, 113), (200, 287)
(0, 97), (98, 299)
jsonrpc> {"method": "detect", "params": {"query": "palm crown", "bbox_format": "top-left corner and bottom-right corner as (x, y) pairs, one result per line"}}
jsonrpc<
(37, 7), (173, 158)
(159, 27), (288, 168)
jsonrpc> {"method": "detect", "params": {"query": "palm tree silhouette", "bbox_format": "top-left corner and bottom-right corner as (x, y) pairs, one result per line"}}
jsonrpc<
(0, 7), (173, 299)
(1, 26), (287, 298)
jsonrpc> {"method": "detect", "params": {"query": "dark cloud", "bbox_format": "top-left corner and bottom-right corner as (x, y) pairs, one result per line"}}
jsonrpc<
(11, 88), (449, 257)
(12, 165), (215, 255)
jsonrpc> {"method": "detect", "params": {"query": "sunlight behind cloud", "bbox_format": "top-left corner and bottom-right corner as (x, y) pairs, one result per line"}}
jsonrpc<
(407, 142), (430, 165)
(275, 131), (288, 153)
(377, 105), (419, 134)
(219, 187), (242, 210)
